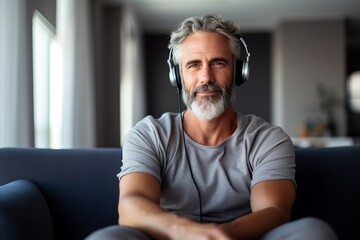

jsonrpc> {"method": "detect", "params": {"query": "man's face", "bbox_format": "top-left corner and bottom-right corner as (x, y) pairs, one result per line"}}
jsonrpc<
(180, 32), (234, 120)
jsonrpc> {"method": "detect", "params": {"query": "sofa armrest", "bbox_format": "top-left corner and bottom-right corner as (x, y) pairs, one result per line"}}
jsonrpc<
(0, 180), (54, 240)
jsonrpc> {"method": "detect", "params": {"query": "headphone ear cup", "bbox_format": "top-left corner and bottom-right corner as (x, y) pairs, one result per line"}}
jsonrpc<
(235, 59), (249, 86)
(167, 49), (182, 89)
(235, 59), (243, 86)
(174, 64), (182, 89)
(242, 60), (249, 84)
(168, 64), (182, 89)
(169, 66), (178, 88)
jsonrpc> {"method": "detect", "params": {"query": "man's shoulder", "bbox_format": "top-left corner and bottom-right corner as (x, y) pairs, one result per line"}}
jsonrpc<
(237, 113), (272, 129)
(123, 112), (182, 152)
(129, 112), (181, 138)
(137, 112), (180, 127)
(237, 112), (288, 138)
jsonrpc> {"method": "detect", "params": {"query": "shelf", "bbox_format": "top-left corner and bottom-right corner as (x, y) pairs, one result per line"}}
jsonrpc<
(291, 137), (354, 148)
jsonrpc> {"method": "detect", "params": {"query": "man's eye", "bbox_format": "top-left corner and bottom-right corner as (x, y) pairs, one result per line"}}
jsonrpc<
(212, 61), (225, 67)
(188, 63), (199, 69)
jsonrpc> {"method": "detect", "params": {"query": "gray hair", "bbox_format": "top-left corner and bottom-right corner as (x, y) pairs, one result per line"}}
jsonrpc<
(168, 15), (241, 65)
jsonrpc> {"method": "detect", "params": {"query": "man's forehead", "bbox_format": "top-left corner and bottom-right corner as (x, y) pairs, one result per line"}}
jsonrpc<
(180, 32), (232, 62)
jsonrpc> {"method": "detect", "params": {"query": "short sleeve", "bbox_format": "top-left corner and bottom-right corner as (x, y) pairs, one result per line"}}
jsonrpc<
(247, 122), (296, 188)
(117, 118), (163, 182)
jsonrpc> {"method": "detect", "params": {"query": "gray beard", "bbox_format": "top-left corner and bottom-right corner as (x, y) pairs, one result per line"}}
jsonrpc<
(182, 83), (234, 121)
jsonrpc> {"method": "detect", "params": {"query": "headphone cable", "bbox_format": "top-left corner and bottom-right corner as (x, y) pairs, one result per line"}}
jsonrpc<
(177, 89), (203, 223)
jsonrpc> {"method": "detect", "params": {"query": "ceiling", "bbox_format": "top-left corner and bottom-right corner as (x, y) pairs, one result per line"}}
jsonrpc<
(105, 0), (360, 33)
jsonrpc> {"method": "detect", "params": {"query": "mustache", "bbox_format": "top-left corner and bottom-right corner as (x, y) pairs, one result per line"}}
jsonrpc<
(192, 84), (224, 95)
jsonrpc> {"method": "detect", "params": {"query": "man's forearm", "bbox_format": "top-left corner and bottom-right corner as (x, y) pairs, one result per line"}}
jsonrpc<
(119, 195), (231, 240)
(118, 173), (232, 240)
(219, 206), (290, 240)
(119, 194), (181, 240)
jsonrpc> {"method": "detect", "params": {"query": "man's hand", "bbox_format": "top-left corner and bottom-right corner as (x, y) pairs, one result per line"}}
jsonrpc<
(169, 219), (231, 240)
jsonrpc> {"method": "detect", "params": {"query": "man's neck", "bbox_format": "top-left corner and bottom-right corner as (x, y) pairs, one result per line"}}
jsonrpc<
(183, 107), (237, 146)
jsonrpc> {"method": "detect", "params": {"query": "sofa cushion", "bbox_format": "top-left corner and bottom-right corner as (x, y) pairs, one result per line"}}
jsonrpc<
(0, 147), (122, 240)
(0, 179), (54, 240)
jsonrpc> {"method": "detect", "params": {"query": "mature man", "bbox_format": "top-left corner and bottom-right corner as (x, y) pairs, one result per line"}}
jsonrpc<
(87, 15), (337, 240)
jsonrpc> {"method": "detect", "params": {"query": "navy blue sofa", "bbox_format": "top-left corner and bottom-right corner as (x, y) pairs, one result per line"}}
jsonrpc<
(0, 146), (359, 240)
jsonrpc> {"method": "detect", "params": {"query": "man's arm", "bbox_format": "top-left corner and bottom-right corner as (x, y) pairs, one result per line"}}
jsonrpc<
(219, 179), (296, 240)
(118, 172), (230, 240)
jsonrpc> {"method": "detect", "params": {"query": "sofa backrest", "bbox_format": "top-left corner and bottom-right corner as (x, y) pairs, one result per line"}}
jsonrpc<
(292, 145), (360, 240)
(0, 148), (122, 240)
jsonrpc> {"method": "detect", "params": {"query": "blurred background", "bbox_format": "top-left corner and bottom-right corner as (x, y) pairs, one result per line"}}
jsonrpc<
(1, 0), (360, 148)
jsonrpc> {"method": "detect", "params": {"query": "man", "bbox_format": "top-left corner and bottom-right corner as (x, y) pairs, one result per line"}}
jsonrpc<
(87, 15), (337, 240)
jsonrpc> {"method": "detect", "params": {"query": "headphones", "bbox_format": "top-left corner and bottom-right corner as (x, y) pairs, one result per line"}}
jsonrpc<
(167, 35), (250, 90)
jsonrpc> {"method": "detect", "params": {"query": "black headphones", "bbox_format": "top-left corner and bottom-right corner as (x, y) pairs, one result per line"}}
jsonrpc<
(167, 35), (250, 90)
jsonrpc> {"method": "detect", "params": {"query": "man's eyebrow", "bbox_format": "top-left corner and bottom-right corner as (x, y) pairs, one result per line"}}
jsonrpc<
(184, 57), (230, 67)
(184, 59), (201, 67)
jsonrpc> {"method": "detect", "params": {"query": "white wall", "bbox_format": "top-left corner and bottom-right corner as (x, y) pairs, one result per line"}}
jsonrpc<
(272, 19), (346, 137)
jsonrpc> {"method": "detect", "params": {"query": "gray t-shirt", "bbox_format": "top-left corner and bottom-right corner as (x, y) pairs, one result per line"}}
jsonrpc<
(118, 112), (295, 223)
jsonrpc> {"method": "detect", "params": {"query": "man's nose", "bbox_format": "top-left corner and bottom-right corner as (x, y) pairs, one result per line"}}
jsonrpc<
(199, 65), (214, 85)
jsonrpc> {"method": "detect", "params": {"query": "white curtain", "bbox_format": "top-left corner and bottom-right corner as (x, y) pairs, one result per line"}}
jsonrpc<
(120, 6), (146, 142)
(57, 0), (95, 148)
(0, 0), (34, 147)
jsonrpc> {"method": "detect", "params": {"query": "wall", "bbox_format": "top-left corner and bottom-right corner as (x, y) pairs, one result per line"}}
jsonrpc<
(234, 33), (271, 121)
(145, 34), (180, 118)
(273, 20), (346, 137)
(96, 5), (121, 147)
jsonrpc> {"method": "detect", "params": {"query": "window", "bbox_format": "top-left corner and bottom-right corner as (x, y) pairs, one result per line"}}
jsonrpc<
(32, 11), (62, 148)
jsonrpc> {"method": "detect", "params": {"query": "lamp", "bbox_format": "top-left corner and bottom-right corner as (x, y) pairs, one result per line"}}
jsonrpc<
(348, 71), (360, 112)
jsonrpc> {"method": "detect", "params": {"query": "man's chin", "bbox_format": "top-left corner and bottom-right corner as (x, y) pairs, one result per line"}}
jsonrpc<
(192, 110), (222, 121)
(190, 102), (226, 121)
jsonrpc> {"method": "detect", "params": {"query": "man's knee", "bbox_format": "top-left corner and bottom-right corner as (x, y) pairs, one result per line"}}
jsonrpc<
(261, 217), (338, 240)
(295, 217), (338, 240)
(85, 225), (153, 240)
